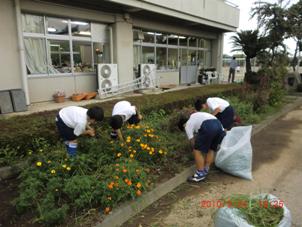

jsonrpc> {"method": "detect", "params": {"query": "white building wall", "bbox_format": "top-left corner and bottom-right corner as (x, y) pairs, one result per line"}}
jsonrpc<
(0, 0), (22, 90)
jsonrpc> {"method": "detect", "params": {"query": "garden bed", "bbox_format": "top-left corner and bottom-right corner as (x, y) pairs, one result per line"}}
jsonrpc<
(0, 84), (294, 226)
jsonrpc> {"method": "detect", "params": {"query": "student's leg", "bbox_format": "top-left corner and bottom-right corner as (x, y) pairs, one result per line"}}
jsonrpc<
(67, 139), (78, 157)
(232, 70), (235, 83)
(228, 69), (232, 83)
(205, 149), (215, 169)
(193, 149), (205, 170)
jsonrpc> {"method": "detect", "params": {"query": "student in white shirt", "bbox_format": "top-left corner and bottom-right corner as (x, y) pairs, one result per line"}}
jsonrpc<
(178, 112), (226, 182)
(109, 101), (142, 140)
(195, 97), (235, 130)
(56, 106), (104, 156)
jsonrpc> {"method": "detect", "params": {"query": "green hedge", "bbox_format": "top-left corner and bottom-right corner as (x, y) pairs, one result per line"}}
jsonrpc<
(0, 84), (241, 155)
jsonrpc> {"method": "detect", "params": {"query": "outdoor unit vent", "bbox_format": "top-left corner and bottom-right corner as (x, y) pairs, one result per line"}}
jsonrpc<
(139, 64), (156, 89)
(97, 64), (118, 93)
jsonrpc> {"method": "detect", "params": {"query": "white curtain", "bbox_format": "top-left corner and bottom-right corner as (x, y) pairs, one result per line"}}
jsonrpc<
(22, 14), (44, 33)
(24, 38), (59, 74)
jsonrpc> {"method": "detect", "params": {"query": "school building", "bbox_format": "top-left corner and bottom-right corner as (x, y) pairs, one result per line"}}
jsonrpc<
(0, 0), (239, 106)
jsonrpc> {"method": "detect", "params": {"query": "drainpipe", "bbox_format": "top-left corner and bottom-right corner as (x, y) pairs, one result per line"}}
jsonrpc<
(109, 26), (114, 63)
(14, 0), (30, 105)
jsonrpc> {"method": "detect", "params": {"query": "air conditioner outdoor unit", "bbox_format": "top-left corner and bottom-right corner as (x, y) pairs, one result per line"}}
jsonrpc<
(139, 64), (156, 89)
(97, 64), (118, 93)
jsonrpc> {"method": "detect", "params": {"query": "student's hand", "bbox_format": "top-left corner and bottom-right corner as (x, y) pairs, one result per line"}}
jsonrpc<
(87, 129), (95, 137)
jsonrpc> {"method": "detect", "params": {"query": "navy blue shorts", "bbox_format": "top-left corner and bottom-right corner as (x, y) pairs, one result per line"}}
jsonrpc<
(194, 119), (226, 153)
(216, 106), (234, 130)
(56, 115), (77, 141)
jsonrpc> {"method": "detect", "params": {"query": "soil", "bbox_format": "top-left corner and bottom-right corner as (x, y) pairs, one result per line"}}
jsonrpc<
(122, 105), (302, 227)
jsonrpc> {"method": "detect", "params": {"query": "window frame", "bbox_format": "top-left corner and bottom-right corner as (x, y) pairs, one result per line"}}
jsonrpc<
(22, 14), (108, 78)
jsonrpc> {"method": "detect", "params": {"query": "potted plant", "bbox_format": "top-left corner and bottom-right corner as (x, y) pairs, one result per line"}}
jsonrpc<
(53, 91), (66, 103)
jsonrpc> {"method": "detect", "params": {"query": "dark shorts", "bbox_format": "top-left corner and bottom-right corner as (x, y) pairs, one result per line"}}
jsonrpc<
(56, 115), (77, 141)
(216, 105), (234, 130)
(194, 119), (226, 153)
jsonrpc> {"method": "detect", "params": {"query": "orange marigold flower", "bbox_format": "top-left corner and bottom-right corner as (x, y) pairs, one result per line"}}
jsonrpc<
(127, 180), (132, 186)
(136, 190), (142, 196)
(124, 178), (129, 183)
(136, 139), (141, 142)
(130, 154), (134, 158)
(115, 163), (120, 166)
(136, 182), (142, 188)
(133, 150), (137, 154)
(122, 169), (127, 173)
(114, 175), (119, 179)
(117, 153), (122, 157)
(104, 207), (111, 214)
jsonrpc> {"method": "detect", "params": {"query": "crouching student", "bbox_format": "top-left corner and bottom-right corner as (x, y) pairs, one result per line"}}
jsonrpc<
(178, 112), (226, 182)
(195, 97), (235, 130)
(109, 101), (142, 141)
(56, 106), (104, 156)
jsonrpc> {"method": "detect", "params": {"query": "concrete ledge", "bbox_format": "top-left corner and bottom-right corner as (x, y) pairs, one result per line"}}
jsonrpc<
(95, 96), (302, 227)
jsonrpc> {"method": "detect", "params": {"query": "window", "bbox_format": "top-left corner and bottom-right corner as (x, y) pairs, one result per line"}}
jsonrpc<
(133, 28), (212, 71)
(24, 38), (48, 74)
(94, 42), (110, 65)
(46, 17), (68, 35)
(73, 41), (93, 73)
(142, 46), (155, 64)
(168, 48), (178, 69)
(197, 50), (205, 67)
(180, 48), (187, 66)
(156, 47), (167, 70)
(48, 40), (71, 73)
(179, 36), (188, 47)
(168, 34), (178, 46)
(71, 21), (91, 37)
(142, 31), (155, 43)
(188, 49), (197, 65)
(22, 14), (44, 33)
(188, 37), (197, 47)
(156, 33), (167, 45)
(205, 51), (212, 67)
(22, 14), (109, 76)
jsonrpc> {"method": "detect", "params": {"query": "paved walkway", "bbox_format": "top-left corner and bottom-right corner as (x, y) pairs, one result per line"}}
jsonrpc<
(124, 105), (302, 227)
(1, 84), (203, 118)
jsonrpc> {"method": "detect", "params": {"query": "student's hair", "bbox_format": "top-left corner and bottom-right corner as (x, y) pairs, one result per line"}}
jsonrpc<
(232, 56), (236, 60)
(87, 106), (104, 122)
(109, 115), (124, 130)
(128, 113), (141, 125)
(178, 116), (189, 131)
(194, 99), (203, 111)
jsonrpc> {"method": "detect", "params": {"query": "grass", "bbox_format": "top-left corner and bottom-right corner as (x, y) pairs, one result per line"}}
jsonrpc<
(220, 194), (284, 227)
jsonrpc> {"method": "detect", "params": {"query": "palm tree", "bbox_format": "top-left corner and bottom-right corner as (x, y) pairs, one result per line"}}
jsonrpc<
(231, 30), (267, 81)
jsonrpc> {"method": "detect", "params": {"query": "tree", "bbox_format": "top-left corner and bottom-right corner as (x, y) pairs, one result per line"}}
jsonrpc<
(231, 30), (267, 81)
(287, 0), (302, 71)
(251, 1), (289, 63)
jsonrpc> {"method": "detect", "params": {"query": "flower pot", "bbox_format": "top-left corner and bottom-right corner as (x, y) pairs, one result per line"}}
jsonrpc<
(84, 92), (97, 100)
(53, 96), (65, 103)
(71, 93), (86, 102)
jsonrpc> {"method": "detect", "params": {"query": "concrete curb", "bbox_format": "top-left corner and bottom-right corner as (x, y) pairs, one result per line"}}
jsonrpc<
(95, 96), (302, 227)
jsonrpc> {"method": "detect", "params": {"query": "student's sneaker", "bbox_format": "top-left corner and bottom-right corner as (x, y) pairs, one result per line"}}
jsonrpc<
(187, 170), (206, 183)
(204, 166), (210, 175)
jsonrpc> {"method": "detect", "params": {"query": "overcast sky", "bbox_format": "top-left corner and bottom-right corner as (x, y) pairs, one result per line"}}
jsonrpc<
(223, 0), (299, 56)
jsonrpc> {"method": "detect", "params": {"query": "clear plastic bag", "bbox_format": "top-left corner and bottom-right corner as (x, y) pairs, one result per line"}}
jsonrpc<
(215, 126), (253, 180)
(214, 194), (292, 227)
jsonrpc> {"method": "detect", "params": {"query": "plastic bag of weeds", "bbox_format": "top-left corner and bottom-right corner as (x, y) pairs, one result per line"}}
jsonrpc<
(215, 126), (252, 180)
(214, 194), (292, 227)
